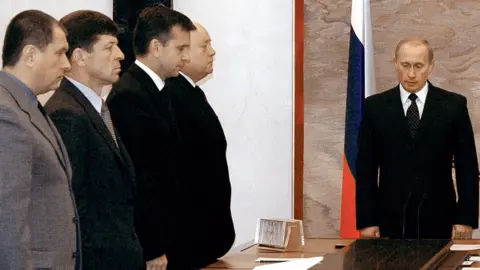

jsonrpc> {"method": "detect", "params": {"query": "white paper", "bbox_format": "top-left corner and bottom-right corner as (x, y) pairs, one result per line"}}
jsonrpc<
(253, 257), (323, 270)
(256, 257), (305, 262)
(463, 260), (474, 265)
(450, 244), (480, 251)
(461, 268), (480, 270)
(469, 256), (480, 262)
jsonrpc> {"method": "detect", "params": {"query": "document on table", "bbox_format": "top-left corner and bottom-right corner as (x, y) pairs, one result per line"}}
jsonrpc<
(253, 256), (323, 269)
(450, 244), (480, 251)
(256, 258), (314, 262)
(468, 256), (480, 262)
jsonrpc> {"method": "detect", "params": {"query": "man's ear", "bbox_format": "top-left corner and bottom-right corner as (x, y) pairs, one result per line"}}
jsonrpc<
(149, 39), (164, 58)
(71, 48), (88, 67)
(22, 45), (37, 68)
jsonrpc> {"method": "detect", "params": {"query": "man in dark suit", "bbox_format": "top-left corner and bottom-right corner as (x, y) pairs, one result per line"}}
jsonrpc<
(106, 6), (195, 270)
(356, 36), (479, 240)
(0, 10), (80, 269)
(44, 11), (144, 269)
(166, 22), (235, 269)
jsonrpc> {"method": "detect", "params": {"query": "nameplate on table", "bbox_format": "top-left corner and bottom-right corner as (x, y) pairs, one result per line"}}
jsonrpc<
(254, 218), (305, 252)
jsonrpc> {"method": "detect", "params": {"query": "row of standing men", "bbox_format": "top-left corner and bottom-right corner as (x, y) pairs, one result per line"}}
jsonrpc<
(0, 6), (235, 270)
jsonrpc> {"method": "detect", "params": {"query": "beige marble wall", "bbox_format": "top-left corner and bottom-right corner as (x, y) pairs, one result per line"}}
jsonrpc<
(304, 0), (480, 237)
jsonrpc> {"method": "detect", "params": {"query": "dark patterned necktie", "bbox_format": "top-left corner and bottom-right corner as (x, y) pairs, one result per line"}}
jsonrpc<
(406, 93), (420, 138)
(101, 101), (119, 147)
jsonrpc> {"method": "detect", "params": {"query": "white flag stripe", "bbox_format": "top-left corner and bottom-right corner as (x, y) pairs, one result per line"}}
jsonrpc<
(363, 0), (376, 97)
(351, 0), (364, 44)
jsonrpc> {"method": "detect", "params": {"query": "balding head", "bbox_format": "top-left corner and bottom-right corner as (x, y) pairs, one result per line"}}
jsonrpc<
(181, 22), (215, 83)
(393, 36), (435, 93)
(193, 22), (207, 35)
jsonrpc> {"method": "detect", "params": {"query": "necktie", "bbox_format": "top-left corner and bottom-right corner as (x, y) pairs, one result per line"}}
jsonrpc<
(101, 101), (118, 147)
(406, 93), (420, 138)
(37, 102), (47, 117)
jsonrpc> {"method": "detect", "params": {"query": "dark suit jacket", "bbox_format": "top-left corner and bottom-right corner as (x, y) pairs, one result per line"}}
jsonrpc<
(166, 75), (235, 268)
(106, 64), (188, 268)
(45, 79), (144, 270)
(0, 72), (80, 269)
(356, 83), (479, 239)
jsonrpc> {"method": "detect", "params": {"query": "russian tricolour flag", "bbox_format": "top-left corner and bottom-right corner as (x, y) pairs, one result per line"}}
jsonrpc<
(340, 0), (376, 238)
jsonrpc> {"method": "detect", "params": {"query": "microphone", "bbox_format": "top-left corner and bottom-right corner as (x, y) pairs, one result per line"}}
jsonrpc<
(402, 191), (413, 240)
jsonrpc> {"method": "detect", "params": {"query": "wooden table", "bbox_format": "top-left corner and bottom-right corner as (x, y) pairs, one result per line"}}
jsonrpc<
(203, 238), (355, 269)
(203, 238), (480, 269)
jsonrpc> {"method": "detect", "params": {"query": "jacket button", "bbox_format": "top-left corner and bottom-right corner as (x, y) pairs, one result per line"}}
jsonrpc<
(132, 231), (138, 239)
(72, 217), (78, 224)
(72, 252), (78, 259)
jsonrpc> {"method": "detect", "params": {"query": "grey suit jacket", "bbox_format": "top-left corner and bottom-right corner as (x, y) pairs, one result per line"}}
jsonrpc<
(0, 72), (80, 269)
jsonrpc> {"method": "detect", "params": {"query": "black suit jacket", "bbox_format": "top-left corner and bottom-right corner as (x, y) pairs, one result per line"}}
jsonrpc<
(106, 64), (188, 268)
(166, 75), (235, 268)
(45, 79), (144, 270)
(356, 83), (479, 239)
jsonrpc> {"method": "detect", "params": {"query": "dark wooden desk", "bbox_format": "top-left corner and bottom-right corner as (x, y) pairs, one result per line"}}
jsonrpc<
(204, 238), (355, 269)
(204, 238), (480, 269)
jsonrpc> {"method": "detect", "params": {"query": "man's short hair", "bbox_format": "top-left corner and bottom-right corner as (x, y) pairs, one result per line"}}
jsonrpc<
(60, 10), (119, 59)
(2, 10), (63, 67)
(395, 37), (434, 63)
(133, 6), (195, 56)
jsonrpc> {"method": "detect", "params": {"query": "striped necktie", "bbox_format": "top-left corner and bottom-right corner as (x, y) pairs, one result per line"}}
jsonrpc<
(101, 101), (118, 147)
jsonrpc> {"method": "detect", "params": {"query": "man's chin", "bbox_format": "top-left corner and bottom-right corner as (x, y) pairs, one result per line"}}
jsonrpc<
(402, 83), (423, 93)
(49, 80), (63, 92)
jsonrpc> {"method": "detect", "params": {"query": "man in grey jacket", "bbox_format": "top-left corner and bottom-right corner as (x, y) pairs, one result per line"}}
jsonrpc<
(0, 10), (80, 269)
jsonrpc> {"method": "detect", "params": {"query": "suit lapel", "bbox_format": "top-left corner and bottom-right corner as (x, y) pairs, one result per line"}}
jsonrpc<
(386, 86), (414, 143)
(48, 117), (73, 179)
(60, 79), (125, 164)
(31, 104), (71, 176)
(413, 83), (442, 143)
(117, 136), (136, 189)
(0, 73), (71, 176)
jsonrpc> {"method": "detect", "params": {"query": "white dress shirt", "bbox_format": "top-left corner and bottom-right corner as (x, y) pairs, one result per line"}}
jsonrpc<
(135, 60), (165, 91)
(65, 76), (102, 114)
(400, 82), (428, 118)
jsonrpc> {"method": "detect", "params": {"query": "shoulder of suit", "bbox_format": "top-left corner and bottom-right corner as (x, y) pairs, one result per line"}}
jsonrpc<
(109, 72), (143, 99)
(364, 86), (396, 104)
(431, 85), (467, 104)
(46, 100), (89, 126)
(0, 84), (18, 107)
(108, 80), (153, 111)
(45, 86), (79, 112)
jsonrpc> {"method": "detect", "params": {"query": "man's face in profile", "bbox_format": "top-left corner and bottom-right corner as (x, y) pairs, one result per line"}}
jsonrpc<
(32, 25), (70, 94)
(184, 25), (216, 80)
(158, 25), (191, 79)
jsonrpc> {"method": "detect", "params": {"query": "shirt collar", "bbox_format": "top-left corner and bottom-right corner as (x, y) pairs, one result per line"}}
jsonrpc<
(135, 60), (165, 91)
(399, 82), (428, 105)
(65, 76), (103, 114)
(179, 72), (196, 87)
(2, 71), (37, 103)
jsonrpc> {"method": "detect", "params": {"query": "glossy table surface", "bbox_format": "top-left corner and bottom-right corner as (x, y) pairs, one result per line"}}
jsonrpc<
(205, 238), (480, 269)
